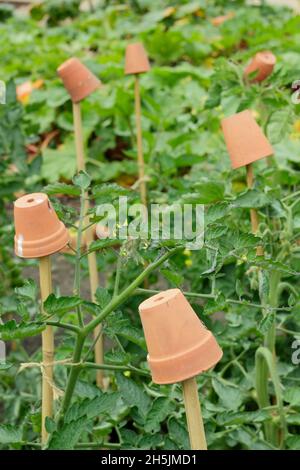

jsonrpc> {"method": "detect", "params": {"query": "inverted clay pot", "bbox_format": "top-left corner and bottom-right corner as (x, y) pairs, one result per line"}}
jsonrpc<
(125, 43), (150, 75)
(138, 289), (223, 384)
(244, 51), (276, 83)
(14, 193), (69, 258)
(221, 109), (273, 169)
(57, 57), (101, 103)
(211, 12), (234, 26)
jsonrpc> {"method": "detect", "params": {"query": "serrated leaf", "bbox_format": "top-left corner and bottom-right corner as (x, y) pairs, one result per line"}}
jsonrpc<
(161, 268), (183, 287)
(44, 182), (80, 197)
(232, 189), (270, 209)
(73, 171), (91, 190)
(92, 183), (130, 200)
(267, 109), (294, 144)
(258, 312), (275, 334)
(0, 320), (45, 341)
(105, 311), (146, 349)
(47, 416), (88, 450)
(0, 424), (23, 444)
(116, 373), (151, 419)
(65, 392), (123, 424)
(284, 387), (300, 406)
(15, 279), (37, 301)
(168, 418), (190, 450)
(44, 294), (82, 316)
(212, 378), (243, 410)
(145, 398), (175, 433)
(95, 287), (111, 309)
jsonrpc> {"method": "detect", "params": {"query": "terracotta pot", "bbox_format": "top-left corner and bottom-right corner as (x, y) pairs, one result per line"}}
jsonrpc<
(221, 109), (273, 169)
(125, 43), (150, 75)
(57, 57), (101, 103)
(139, 289), (223, 384)
(211, 12), (235, 26)
(244, 51), (276, 83)
(14, 193), (69, 258)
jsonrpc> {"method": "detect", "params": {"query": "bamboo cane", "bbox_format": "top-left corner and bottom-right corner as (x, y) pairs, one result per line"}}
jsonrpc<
(134, 75), (147, 207)
(39, 256), (53, 444)
(182, 377), (207, 450)
(73, 102), (104, 388)
(246, 163), (264, 256)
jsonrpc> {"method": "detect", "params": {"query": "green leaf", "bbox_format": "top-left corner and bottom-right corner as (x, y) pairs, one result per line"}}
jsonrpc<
(267, 109), (294, 144)
(145, 398), (175, 433)
(44, 294), (82, 316)
(0, 320), (45, 341)
(73, 171), (91, 190)
(232, 189), (270, 209)
(15, 279), (37, 301)
(182, 181), (225, 204)
(45, 416), (56, 434)
(284, 387), (300, 406)
(47, 416), (88, 450)
(0, 424), (22, 444)
(92, 183), (130, 200)
(105, 311), (146, 349)
(44, 182), (80, 197)
(161, 268), (183, 287)
(95, 287), (111, 309)
(167, 417), (190, 450)
(116, 373), (151, 419)
(258, 312), (275, 335)
(41, 139), (76, 183)
(212, 378), (243, 410)
(65, 393), (123, 424)
(216, 409), (271, 426)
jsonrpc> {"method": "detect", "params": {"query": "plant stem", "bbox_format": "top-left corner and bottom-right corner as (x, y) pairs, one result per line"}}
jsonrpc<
(255, 346), (286, 449)
(83, 247), (181, 336)
(45, 321), (80, 334)
(81, 361), (149, 376)
(73, 189), (85, 328)
(59, 333), (85, 419)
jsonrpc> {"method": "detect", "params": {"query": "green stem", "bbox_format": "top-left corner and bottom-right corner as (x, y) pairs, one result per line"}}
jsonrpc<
(59, 333), (85, 419)
(83, 247), (181, 336)
(82, 361), (149, 376)
(265, 270), (281, 353)
(45, 320), (80, 334)
(73, 189), (86, 327)
(255, 347), (287, 449)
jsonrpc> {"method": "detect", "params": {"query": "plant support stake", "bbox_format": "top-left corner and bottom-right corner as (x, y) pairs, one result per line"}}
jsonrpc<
(182, 377), (207, 450)
(125, 43), (150, 206)
(39, 256), (54, 444)
(13, 193), (69, 443)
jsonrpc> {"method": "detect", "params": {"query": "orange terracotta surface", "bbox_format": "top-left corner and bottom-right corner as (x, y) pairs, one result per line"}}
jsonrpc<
(14, 193), (69, 258)
(125, 43), (150, 75)
(57, 58), (101, 103)
(139, 289), (223, 384)
(244, 51), (276, 83)
(211, 12), (235, 26)
(221, 109), (274, 169)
